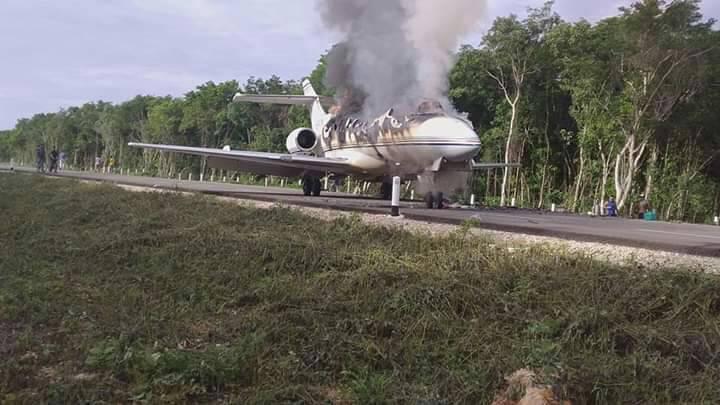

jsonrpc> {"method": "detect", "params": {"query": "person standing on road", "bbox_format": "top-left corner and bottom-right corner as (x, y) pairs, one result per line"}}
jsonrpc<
(58, 151), (66, 171)
(49, 149), (59, 173)
(36, 144), (46, 172)
(637, 194), (650, 219)
(606, 197), (618, 217)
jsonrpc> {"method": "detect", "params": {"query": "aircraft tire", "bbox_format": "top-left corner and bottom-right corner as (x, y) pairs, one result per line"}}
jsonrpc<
(311, 178), (322, 197)
(424, 192), (434, 209)
(381, 182), (392, 200)
(302, 177), (313, 196)
(434, 192), (444, 209)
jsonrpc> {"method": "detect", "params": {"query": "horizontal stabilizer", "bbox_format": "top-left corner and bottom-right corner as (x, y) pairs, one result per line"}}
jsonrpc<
(232, 93), (336, 109)
(471, 161), (522, 170)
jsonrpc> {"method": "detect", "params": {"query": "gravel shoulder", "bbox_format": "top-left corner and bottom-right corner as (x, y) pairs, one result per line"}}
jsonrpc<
(116, 184), (720, 274)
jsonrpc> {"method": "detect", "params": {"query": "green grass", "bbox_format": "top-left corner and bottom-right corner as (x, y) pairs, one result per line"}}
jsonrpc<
(1, 173), (719, 404)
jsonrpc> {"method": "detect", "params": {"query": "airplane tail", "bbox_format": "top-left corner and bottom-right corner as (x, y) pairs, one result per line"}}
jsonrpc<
(302, 79), (318, 97)
(302, 79), (329, 134)
(232, 79), (330, 134)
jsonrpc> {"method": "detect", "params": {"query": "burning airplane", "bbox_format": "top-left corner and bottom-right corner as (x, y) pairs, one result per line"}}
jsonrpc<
(129, 0), (511, 208)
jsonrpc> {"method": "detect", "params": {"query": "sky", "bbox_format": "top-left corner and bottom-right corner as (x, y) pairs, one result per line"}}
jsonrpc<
(0, 0), (717, 130)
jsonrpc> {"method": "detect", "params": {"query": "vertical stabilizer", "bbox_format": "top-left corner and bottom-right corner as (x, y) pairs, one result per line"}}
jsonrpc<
(302, 79), (318, 97)
(302, 79), (328, 135)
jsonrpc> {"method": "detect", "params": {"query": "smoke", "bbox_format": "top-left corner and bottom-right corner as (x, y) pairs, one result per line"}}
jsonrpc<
(316, 0), (487, 118)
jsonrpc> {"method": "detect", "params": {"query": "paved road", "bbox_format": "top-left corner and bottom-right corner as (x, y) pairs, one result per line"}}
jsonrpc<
(4, 165), (720, 257)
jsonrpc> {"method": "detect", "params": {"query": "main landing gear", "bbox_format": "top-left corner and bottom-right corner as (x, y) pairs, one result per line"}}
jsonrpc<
(380, 182), (392, 200)
(424, 192), (444, 209)
(302, 176), (322, 197)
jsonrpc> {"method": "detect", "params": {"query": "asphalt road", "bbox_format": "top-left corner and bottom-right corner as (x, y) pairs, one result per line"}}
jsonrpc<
(3, 165), (720, 257)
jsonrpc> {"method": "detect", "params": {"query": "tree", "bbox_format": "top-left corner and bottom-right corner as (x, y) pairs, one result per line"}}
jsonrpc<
(0, 130), (14, 161)
(482, 1), (559, 206)
(610, 0), (716, 210)
(147, 98), (184, 175)
(180, 81), (240, 174)
(548, 20), (624, 211)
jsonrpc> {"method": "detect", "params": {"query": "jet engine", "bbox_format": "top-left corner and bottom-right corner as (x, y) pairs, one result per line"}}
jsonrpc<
(286, 128), (318, 154)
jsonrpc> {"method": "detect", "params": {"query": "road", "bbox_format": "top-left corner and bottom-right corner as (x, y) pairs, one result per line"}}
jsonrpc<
(3, 164), (720, 257)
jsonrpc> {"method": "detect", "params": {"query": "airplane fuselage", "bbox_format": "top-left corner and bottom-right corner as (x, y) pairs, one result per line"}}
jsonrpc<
(315, 110), (482, 179)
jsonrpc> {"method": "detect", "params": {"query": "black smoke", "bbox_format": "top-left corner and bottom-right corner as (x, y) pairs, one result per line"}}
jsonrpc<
(316, 0), (487, 118)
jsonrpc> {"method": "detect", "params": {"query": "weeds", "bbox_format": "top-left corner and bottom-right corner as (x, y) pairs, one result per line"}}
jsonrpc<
(1, 174), (719, 404)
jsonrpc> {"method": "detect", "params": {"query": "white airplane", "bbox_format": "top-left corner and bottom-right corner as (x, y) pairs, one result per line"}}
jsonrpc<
(129, 79), (512, 208)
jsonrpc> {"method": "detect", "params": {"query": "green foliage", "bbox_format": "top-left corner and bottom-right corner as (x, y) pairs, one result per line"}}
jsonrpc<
(0, 77), (304, 173)
(308, 52), (331, 96)
(85, 335), (261, 394)
(346, 368), (392, 405)
(463, 0), (719, 218)
(0, 130), (12, 160)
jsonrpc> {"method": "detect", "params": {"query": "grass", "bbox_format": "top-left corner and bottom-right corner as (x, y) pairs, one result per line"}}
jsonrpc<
(1, 173), (719, 404)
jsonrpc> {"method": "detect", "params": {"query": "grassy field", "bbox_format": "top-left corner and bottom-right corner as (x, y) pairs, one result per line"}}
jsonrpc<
(1, 174), (719, 404)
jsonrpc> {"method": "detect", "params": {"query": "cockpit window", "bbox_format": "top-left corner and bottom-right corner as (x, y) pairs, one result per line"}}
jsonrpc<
(416, 100), (444, 114)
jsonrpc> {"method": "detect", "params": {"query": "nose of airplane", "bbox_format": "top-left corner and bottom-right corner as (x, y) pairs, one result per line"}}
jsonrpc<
(415, 116), (481, 161)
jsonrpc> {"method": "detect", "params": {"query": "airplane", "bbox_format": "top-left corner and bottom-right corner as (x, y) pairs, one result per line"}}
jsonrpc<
(129, 79), (515, 209)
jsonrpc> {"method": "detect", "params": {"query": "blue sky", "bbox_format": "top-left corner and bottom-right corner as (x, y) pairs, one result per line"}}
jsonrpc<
(0, 0), (717, 129)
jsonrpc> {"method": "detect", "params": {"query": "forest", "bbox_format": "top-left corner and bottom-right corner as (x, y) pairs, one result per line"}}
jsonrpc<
(1, 0), (719, 222)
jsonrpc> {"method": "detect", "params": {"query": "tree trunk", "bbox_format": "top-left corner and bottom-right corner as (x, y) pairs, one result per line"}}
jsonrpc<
(571, 146), (585, 212)
(511, 137), (526, 204)
(664, 200), (674, 220)
(485, 171), (491, 200)
(119, 144), (125, 172)
(538, 135), (551, 209)
(614, 131), (647, 212)
(680, 187), (689, 221)
(579, 172), (589, 212)
(538, 163), (547, 209)
(598, 140), (617, 215)
(644, 144), (658, 199)
(500, 103), (517, 207)
(614, 149), (629, 212)
(492, 169), (497, 197)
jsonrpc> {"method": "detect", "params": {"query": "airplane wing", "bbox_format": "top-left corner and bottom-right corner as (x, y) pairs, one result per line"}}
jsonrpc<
(233, 94), (336, 109)
(128, 142), (356, 177)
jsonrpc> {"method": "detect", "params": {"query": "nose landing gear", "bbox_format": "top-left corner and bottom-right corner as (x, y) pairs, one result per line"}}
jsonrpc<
(302, 176), (322, 197)
(424, 192), (444, 209)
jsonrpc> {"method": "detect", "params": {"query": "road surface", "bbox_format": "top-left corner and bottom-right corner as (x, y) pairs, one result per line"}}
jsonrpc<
(3, 165), (720, 258)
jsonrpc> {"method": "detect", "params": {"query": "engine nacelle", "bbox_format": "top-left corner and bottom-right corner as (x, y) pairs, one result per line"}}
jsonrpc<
(286, 128), (318, 154)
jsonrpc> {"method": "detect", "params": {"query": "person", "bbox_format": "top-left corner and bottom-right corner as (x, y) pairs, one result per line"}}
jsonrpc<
(606, 197), (618, 217)
(95, 156), (102, 172)
(637, 194), (650, 219)
(49, 149), (59, 173)
(58, 151), (66, 171)
(36, 144), (46, 172)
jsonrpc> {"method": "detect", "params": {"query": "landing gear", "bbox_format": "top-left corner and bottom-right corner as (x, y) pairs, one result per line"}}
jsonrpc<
(330, 177), (342, 193)
(312, 178), (322, 197)
(302, 176), (322, 197)
(424, 192), (444, 209)
(380, 182), (392, 200)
